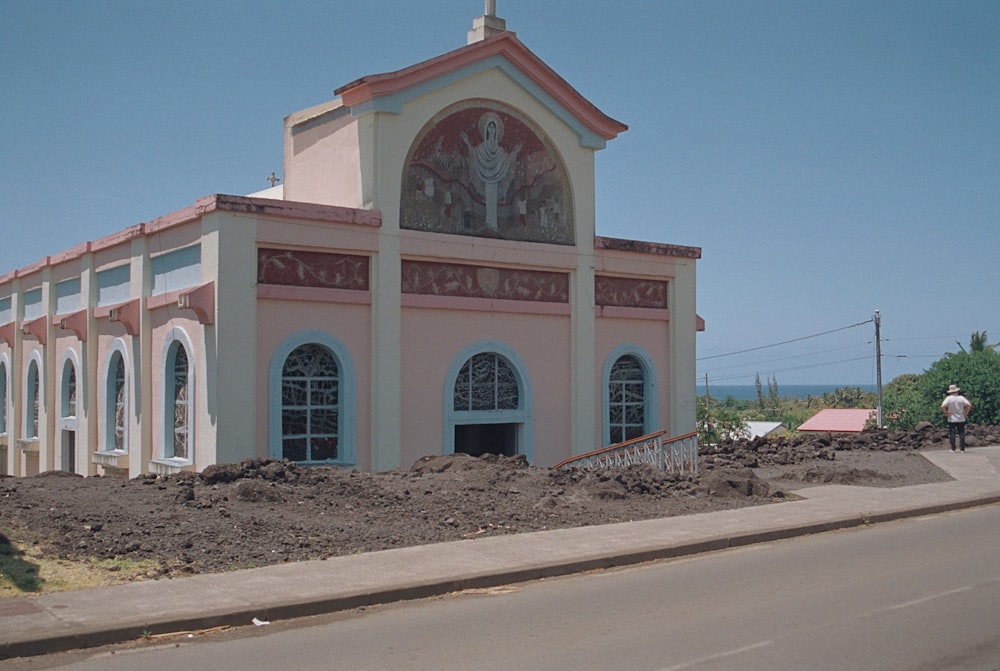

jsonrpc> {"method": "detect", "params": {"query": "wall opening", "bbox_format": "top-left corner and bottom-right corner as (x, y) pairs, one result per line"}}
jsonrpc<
(61, 431), (76, 473)
(454, 422), (518, 457)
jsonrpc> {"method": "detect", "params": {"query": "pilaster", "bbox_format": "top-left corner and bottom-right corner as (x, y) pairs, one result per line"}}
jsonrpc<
(202, 212), (257, 466)
(130, 237), (152, 476)
(668, 259), (698, 436)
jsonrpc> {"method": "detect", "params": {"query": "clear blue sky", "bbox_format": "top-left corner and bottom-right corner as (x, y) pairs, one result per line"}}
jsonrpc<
(2, 1), (997, 388)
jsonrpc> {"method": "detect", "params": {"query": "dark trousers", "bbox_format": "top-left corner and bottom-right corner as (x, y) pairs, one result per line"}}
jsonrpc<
(948, 421), (967, 451)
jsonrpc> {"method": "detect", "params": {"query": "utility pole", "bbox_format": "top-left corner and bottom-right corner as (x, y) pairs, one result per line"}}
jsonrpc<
(703, 373), (710, 434)
(875, 310), (884, 428)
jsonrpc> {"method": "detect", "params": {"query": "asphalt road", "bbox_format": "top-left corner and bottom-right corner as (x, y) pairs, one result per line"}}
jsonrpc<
(8, 504), (1000, 671)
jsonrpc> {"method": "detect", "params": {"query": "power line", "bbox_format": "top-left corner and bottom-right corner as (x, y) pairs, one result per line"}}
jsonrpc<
(697, 319), (874, 362)
(701, 356), (875, 383)
(700, 342), (870, 374)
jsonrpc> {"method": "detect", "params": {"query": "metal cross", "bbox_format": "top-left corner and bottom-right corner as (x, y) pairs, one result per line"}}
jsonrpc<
(267, 171), (281, 187)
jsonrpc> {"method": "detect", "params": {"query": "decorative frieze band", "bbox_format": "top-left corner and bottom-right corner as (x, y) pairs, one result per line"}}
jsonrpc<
(595, 276), (668, 309)
(401, 260), (569, 303)
(257, 248), (370, 291)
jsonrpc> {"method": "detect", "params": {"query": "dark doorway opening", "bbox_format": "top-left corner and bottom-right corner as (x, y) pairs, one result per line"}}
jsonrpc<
(62, 431), (75, 473)
(454, 423), (517, 458)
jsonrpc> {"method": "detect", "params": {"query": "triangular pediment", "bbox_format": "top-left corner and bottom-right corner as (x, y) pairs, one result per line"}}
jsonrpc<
(334, 32), (627, 149)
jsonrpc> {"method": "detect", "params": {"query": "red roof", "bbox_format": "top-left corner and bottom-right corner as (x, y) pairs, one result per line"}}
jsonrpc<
(797, 409), (875, 433)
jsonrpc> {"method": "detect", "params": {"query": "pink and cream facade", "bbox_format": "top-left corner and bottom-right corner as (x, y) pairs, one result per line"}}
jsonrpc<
(0, 14), (701, 477)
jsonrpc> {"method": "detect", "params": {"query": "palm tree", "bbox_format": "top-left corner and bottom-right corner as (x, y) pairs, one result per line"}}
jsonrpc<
(957, 331), (999, 353)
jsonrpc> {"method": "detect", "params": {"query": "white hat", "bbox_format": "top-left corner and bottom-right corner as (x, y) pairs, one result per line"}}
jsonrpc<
(947, 384), (961, 394)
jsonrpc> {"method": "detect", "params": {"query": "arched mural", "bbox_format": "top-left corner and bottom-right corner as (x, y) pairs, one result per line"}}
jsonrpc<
(401, 100), (573, 245)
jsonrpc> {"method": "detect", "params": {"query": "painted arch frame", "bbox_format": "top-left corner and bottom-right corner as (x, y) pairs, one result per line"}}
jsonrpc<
(442, 339), (534, 463)
(267, 330), (357, 466)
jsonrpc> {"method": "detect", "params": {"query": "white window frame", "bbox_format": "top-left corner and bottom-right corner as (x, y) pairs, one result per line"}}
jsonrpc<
(159, 328), (195, 464)
(23, 353), (42, 441)
(0, 354), (9, 438)
(58, 350), (80, 432)
(98, 340), (130, 455)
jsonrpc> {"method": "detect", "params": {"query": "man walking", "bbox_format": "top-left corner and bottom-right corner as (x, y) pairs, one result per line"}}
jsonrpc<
(941, 384), (973, 452)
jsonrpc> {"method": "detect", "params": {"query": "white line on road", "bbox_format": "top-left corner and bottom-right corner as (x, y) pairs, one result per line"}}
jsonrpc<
(871, 586), (971, 615)
(655, 640), (774, 671)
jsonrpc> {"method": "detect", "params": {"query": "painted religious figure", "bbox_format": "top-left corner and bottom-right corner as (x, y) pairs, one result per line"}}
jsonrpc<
(460, 112), (521, 231)
(400, 101), (573, 244)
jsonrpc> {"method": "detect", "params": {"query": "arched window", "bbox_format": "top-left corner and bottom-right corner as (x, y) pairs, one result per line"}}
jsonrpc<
(604, 349), (658, 445)
(281, 343), (339, 462)
(166, 341), (191, 460)
(608, 355), (645, 443)
(105, 351), (127, 452)
(268, 331), (355, 465)
(453, 352), (520, 411)
(61, 358), (77, 419)
(25, 359), (40, 439)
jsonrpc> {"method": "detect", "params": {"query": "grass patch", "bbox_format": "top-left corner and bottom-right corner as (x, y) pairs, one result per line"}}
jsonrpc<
(0, 527), (161, 597)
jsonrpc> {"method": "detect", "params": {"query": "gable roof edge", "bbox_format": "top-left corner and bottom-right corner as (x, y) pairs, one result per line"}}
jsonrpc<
(335, 32), (627, 143)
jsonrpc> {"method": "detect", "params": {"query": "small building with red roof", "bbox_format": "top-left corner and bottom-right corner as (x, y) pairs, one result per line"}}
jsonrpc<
(797, 409), (875, 433)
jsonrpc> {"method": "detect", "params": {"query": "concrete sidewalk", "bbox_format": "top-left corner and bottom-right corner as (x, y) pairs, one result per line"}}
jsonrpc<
(3, 447), (1000, 660)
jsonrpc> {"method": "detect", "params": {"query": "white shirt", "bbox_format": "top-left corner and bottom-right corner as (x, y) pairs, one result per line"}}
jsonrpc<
(941, 394), (971, 423)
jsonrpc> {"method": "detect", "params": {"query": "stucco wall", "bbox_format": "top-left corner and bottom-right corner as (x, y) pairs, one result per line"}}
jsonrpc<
(284, 107), (361, 207)
(399, 306), (572, 468)
(255, 297), (373, 470)
(594, 316), (672, 446)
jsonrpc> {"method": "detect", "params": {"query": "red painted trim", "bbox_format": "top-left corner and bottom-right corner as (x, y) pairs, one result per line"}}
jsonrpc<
(597, 306), (670, 321)
(595, 236), (702, 260)
(147, 194), (382, 233)
(335, 33), (627, 141)
(22, 316), (49, 345)
(0, 195), (382, 284)
(146, 282), (216, 325)
(90, 225), (146, 254)
(401, 293), (572, 316)
(16, 258), (51, 278)
(178, 282), (215, 325)
(49, 242), (92, 266)
(0, 322), (14, 347)
(94, 298), (140, 336)
(256, 284), (372, 305)
(53, 309), (88, 341)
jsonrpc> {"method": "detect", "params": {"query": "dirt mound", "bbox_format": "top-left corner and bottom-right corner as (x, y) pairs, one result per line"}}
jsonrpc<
(0, 427), (971, 582)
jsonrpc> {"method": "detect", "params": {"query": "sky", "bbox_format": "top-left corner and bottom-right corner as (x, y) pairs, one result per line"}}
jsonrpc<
(2, 0), (998, 388)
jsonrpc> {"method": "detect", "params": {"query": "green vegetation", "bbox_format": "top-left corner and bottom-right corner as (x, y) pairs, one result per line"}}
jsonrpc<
(883, 333), (1000, 429)
(699, 331), (1000, 443)
(698, 380), (875, 445)
(0, 531), (42, 593)
(1, 526), (160, 597)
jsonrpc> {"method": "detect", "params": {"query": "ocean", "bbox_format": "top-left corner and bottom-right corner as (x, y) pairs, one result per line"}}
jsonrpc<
(698, 384), (877, 401)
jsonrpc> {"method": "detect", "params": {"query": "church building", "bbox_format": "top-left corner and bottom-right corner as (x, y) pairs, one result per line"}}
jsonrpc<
(0, 4), (702, 477)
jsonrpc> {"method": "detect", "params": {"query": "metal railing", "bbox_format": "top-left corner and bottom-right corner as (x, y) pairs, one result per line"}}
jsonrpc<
(552, 430), (699, 474)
